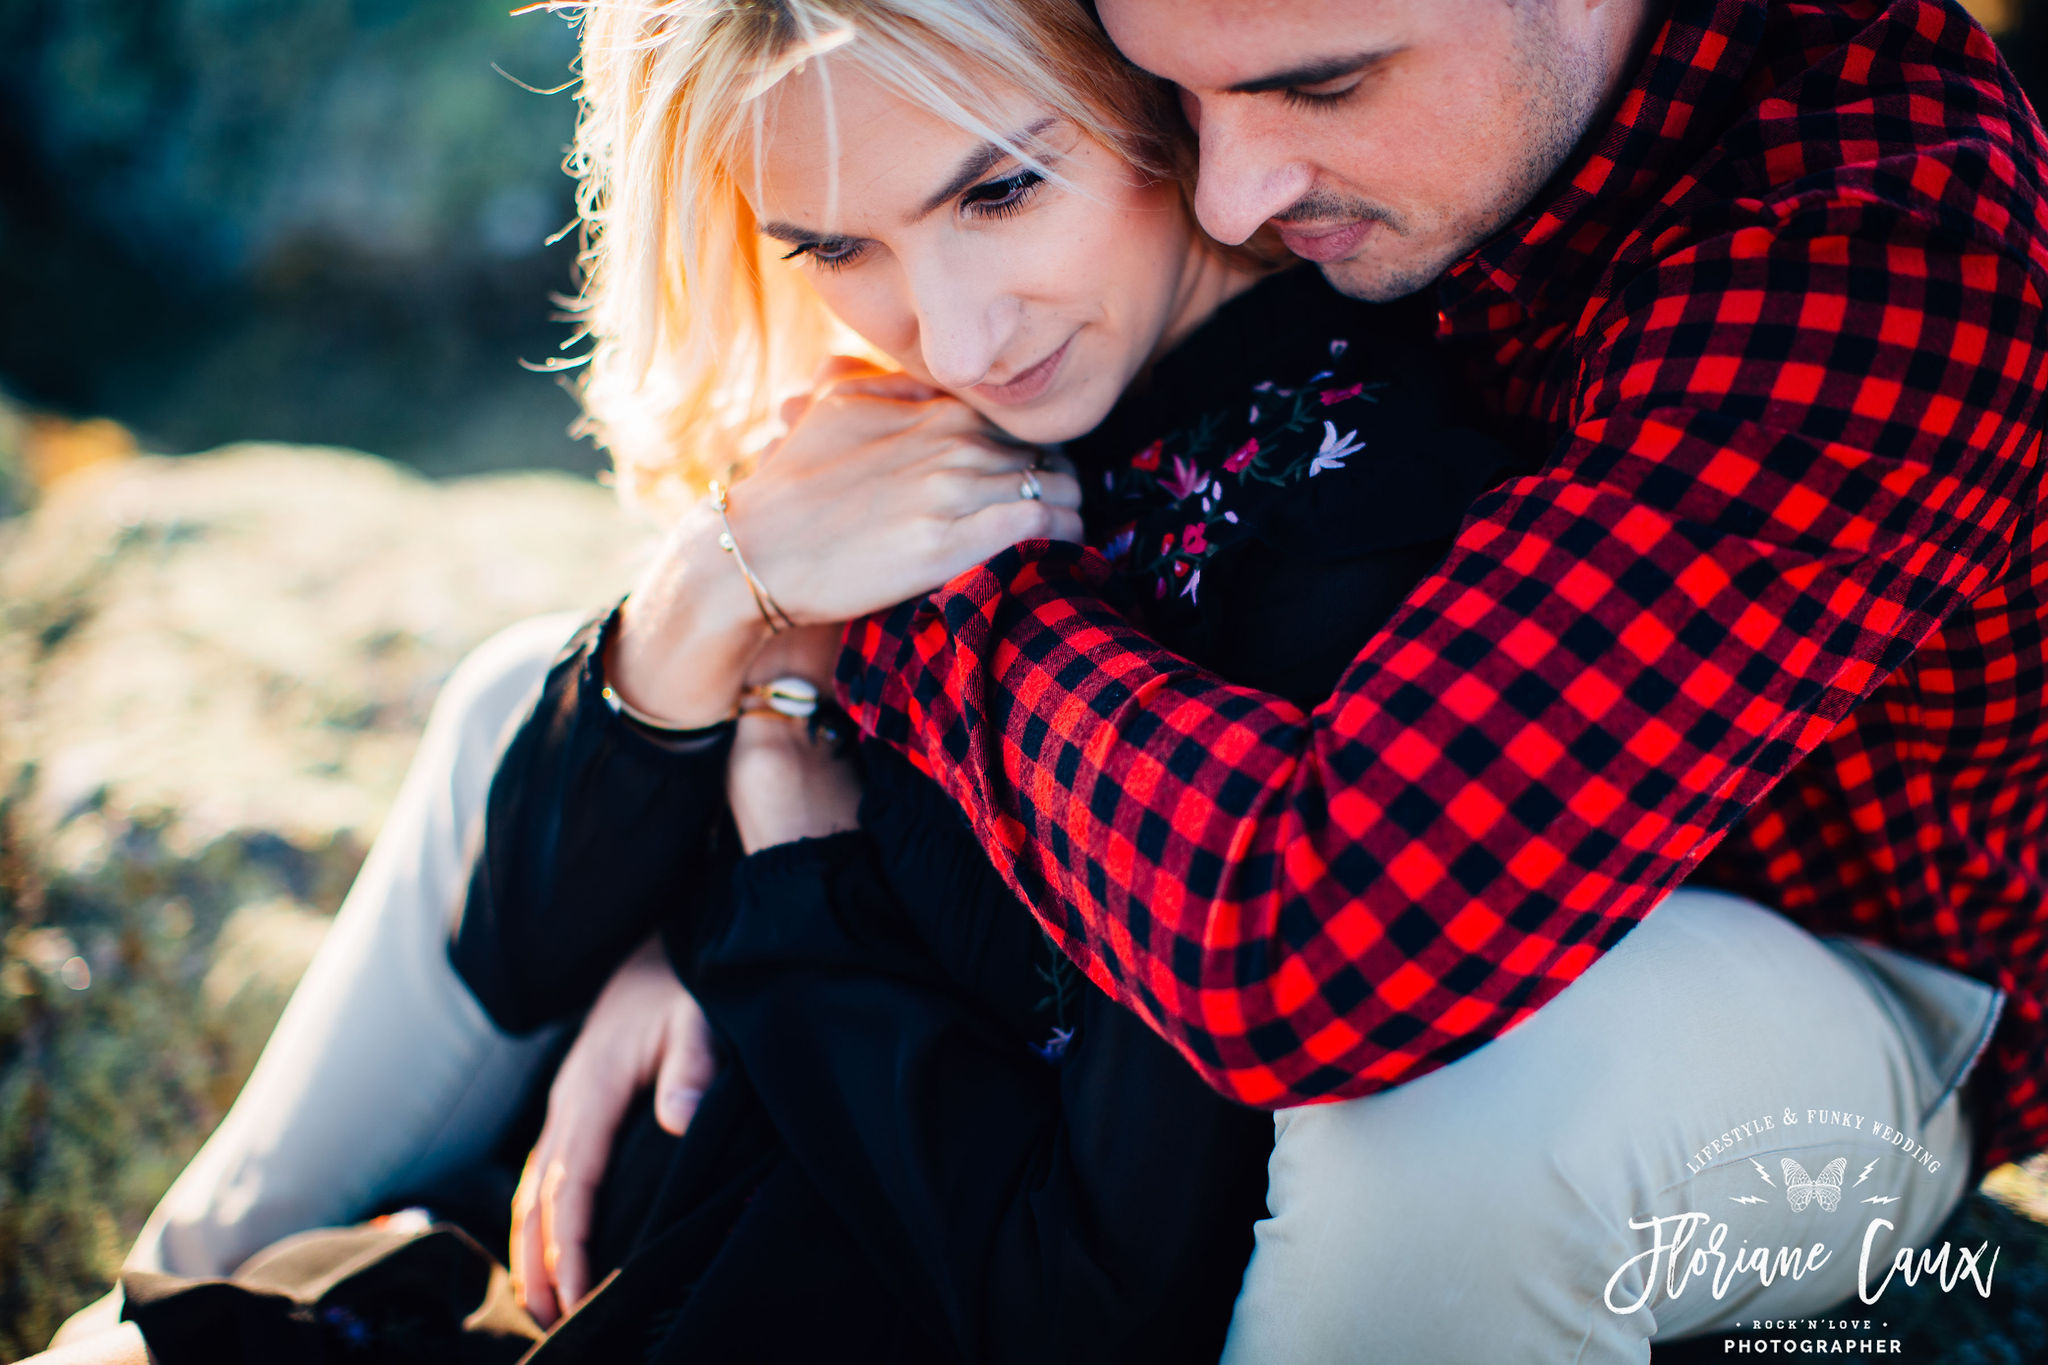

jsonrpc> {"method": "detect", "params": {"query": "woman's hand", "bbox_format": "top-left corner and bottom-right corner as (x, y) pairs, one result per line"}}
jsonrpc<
(725, 624), (863, 853)
(605, 362), (1082, 728)
(510, 936), (716, 1328)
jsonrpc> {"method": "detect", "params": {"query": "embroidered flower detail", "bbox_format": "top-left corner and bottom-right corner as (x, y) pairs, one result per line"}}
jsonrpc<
(1330, 338), (1350, 356)
(320, 1306), (375, 1348)
(1102, 523), (1136, 562)
(1320, 382), (1365, 406)
(1248, 404), (1260, 424)
(1132, 439), (1162, 471)
(1160, 532), (1176, 555)
(1182, 521), (1209, 555)
(1224, 438), (1259, 473)
(1181, 567), (1202, 602)
(1032, 1026), (1076, 1063)
(1309, 420), (1366, 476)
(1252, 380), (1275, 393)
(1162, 454), (1210, 500)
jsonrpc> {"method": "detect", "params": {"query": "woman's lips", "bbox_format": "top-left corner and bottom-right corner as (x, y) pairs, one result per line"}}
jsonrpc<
(1275, 218), (1375, 264)
(972, 337), (1072, 406)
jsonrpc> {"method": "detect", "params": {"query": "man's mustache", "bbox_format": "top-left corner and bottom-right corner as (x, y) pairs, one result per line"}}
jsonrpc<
(1269, 190), (1394, 228)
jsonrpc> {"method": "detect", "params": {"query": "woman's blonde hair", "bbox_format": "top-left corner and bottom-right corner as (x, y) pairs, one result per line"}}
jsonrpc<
(544, 0), (1193, 514)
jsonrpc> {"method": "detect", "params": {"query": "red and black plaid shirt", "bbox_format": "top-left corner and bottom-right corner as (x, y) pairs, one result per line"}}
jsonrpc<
(839, 0), (2048, 1168)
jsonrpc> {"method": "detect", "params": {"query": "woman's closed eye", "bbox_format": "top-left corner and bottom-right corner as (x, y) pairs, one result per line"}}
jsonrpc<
(776, 170), (1042, 271)
(781, 236), (868, 270)
(959, 168), (1044, 221)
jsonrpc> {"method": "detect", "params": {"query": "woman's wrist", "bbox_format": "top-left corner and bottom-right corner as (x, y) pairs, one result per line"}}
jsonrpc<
(606, 506), (773, 728)
(726, 714), (862, 853)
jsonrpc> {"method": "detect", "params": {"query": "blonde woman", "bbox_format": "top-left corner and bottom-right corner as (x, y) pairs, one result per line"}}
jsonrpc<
(35, 0), (1529, 1360)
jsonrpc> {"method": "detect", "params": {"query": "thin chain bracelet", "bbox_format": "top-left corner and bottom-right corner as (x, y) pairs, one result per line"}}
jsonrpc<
(707, 479), (796, 634)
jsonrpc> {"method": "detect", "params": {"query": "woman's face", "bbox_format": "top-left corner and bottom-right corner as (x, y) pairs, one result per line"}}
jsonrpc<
(747, 59), (1223, 444)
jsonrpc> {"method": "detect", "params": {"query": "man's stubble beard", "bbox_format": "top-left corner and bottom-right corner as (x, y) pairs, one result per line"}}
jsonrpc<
(1321, 6), (1611, 302)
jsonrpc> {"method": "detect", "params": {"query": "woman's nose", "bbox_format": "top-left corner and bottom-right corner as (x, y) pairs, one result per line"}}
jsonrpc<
(914, 281), (1021, 392)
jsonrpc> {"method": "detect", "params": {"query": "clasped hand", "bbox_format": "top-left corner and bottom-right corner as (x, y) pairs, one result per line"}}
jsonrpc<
(602, 360), (1081, 729)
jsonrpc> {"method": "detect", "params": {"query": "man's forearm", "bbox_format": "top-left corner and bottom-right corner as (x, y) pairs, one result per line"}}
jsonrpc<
(840, 223), (2043, 1106)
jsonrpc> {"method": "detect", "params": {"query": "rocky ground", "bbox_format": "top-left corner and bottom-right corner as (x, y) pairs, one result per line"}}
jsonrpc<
(0, 415), (644, 1356)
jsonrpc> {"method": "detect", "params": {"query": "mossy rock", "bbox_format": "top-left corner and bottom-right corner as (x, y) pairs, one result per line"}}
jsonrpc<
(0, 443), (644, 1355)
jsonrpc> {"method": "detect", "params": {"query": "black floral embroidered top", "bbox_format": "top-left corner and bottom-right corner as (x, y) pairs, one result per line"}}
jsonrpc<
(1067, 264), (1519, 707)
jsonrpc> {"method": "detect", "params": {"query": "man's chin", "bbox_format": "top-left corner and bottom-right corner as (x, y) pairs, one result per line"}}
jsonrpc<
(1315, 253), (1443, 304)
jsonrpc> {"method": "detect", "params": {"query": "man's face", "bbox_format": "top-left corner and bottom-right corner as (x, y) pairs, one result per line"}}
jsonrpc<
(1097, 0), (1641, 301)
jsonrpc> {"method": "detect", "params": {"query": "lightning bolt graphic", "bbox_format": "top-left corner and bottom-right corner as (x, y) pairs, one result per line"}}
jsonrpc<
(1862, 1195), (1901, 1206)
(1730, 1195), (1769, 1206)
(1854, 1159), (1879, 1188)
(1750, 1158), (1775, 1186)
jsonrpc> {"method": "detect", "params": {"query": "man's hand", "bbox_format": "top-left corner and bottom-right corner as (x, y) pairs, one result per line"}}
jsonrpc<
(510, 935), (715, 1327)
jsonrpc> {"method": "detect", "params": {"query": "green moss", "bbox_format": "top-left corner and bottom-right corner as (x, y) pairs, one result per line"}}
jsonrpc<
(0, 795), (338, 1358)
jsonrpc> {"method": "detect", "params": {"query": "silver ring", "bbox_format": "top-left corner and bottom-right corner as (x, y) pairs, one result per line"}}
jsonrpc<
(1018, 469), (1044, 502)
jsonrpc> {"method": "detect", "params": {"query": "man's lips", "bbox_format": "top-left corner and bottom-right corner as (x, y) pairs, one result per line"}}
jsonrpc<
(972, 337), (1072, 406)
(1275, 219), (1375, 264)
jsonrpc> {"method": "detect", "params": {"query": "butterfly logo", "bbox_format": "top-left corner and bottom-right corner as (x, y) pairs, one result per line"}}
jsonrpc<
(1781, 1157), (1847, 1212)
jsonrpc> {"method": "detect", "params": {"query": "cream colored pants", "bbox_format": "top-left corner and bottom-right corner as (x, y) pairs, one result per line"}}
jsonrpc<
(128, 617), (2002, 1365)
(1223, 889), (1999, 1362)
(127, 613), (584, 1276)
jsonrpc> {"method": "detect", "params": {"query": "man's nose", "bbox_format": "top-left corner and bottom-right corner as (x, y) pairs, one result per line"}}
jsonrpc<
(1188, 100), (1314, 246)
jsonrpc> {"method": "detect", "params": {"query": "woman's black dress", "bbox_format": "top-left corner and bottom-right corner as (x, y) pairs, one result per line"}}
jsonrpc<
(120, 267), (1523, 1364)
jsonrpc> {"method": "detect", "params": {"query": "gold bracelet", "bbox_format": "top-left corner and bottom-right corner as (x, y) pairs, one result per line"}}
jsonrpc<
(707, 480), (796, 634)
(598, 684), (733, 738)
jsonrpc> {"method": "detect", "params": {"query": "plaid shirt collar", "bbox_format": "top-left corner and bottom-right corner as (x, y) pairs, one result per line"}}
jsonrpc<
(1438, 0), (1771, 332)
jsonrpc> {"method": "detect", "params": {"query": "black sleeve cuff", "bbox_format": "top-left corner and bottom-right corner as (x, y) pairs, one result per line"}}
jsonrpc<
(450, 601), (735, 1033)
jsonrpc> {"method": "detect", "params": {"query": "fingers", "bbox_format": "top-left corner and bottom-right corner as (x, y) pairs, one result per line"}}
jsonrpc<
(812, 354), (890, 386)
(945, 465), (1082, 516)
(537, 1152), (597, 1312)
(951, 496), (1086, 558)
(512, 1045), (641, 1325)
(652, 994), (718, 1136)
(777, 391), (816, 429)
(1015, 466), (1083, 510)
(825, 370), (945, 404)
(511, 1150), (559, 1326)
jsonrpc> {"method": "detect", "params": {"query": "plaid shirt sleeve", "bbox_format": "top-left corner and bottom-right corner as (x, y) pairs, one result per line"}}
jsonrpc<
(839, 199), (2046, 1108)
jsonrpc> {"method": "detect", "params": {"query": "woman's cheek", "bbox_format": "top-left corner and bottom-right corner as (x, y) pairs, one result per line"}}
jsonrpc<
(808, 271), (923, 377)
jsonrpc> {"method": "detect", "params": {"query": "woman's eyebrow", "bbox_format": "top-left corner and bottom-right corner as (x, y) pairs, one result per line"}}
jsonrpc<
(1225, 51), (1390, 95)
(759, 219), (822, 244)
(910, 116), (1058, 221)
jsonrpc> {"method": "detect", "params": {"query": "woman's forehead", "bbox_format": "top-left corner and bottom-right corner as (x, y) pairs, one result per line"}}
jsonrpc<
(743, 55), (1046, 229)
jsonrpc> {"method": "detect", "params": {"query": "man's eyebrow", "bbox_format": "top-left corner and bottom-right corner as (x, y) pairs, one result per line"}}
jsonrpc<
(1224, 51), (1388, 96)
(911, 116), (1058, 221)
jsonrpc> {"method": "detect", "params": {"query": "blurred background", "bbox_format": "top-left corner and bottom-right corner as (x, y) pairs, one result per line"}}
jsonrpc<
(0, 0), (597, 482)
(1, 0), (2047, 1359)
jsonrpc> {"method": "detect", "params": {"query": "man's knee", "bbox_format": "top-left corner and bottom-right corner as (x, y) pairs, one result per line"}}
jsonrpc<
(1226, 1098), (1631, 1364)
